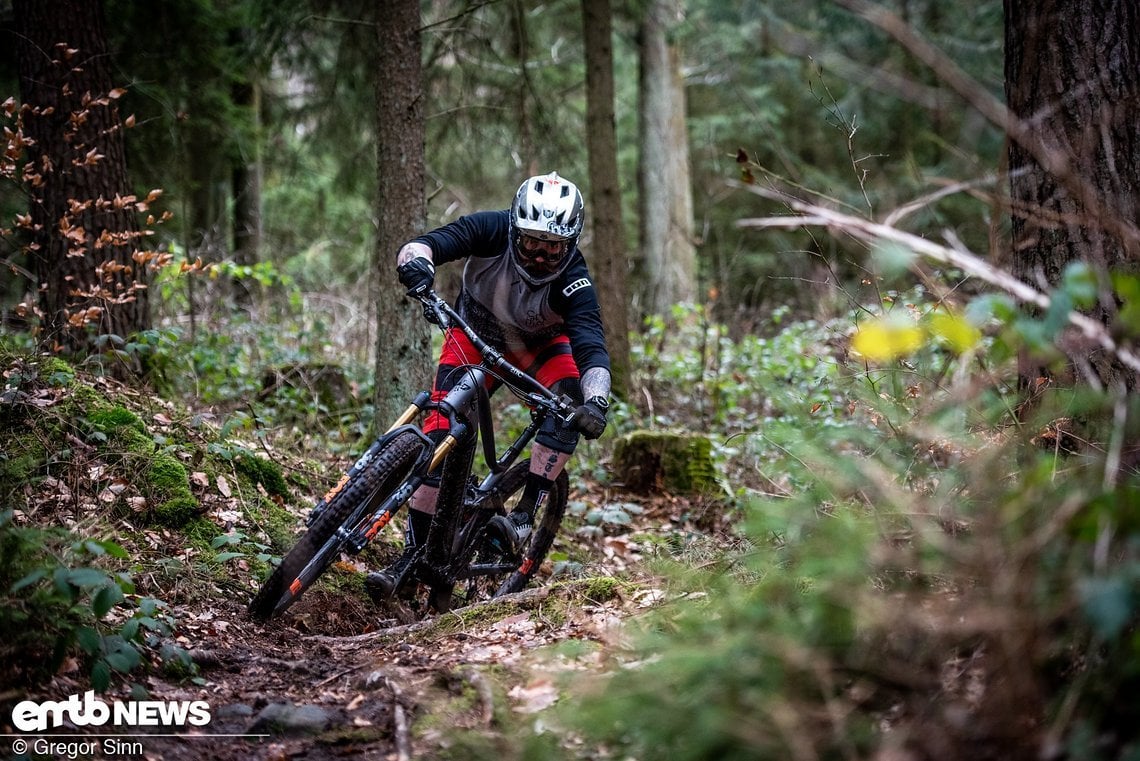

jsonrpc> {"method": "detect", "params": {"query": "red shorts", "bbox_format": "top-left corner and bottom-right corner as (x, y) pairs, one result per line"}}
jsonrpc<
(422, 328), (579, 433)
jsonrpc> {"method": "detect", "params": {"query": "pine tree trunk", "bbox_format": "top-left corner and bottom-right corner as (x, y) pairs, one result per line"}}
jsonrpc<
(1005, 0), (1140, 391)
(509, 0), (536, 175)
(638, 0), (697, 315)
(373, 0), (432, 427)
(582, 0), (633, 400)
(231, 54), (262, 309)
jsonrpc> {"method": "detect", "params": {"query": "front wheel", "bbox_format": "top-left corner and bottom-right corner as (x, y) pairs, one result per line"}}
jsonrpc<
(247, 429), (425, 620)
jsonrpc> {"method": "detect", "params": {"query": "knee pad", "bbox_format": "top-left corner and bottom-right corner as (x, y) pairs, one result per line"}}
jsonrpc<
(537, 420), (580, 454)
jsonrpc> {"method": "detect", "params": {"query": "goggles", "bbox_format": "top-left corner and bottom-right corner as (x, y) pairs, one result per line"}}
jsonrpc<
(515, 232), (571, 274)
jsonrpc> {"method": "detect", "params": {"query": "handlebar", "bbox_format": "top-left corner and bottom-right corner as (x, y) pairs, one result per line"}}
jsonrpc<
(410, 287), (578, 421)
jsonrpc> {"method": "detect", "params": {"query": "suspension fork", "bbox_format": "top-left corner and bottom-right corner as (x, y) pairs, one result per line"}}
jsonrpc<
(386, 390), (432, 434)
(344, 378), (471, 536)
(351, 371), (480, 549)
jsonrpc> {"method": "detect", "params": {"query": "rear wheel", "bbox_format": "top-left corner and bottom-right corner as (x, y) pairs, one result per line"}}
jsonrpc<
(247, 430), (424, 620)
(449, 459), (569, 606)
(494, 463), (568, 596)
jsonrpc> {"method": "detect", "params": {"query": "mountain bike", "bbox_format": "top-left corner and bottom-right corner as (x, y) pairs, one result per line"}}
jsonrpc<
(248, 287), (576, 620)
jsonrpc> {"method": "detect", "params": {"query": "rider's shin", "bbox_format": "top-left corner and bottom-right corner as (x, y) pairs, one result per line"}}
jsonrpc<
(518, 443), (569, 517)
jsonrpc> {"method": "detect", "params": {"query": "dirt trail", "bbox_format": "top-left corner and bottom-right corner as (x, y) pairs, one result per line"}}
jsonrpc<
(130, 580), (636, 760)
(1, 358), (710, 759)
(24, 520), (667, 761)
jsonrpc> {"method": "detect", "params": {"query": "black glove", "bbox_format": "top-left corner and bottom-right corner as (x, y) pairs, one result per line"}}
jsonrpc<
(397, 257), (435, 295)
(571, 396), (609, 440)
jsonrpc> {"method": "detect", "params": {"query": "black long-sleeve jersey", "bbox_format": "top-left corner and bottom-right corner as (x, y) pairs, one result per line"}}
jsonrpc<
(412, 210), (611, 375)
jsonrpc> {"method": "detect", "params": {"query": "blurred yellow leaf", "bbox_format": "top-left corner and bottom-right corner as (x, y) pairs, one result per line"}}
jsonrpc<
(851, 317), (923, 361)
(927, 311), (981, 354)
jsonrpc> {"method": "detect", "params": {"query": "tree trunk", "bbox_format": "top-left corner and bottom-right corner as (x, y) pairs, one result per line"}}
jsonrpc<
(1004, 0), (1140, 392)
(582, 0), (633, 400)
(186, 121), (224, 259)
(638, 0), (697, 315)
(14, 0), (150, 364)
(509, 0), (536, 175)
(373, 0), (432, 427)
(231, 32), (262, 309)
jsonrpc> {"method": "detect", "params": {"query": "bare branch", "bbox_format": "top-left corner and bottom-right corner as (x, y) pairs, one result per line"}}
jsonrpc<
(733, 181), (1140, 374)
(830, 0), (1140, 252)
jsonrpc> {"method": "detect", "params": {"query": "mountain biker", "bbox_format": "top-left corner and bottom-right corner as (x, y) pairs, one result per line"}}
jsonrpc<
(365, 171), (612, 602)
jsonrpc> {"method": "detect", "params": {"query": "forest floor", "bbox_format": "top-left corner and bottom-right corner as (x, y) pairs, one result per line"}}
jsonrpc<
(3, 361), (727, 760)
(133, 497), (699, 761)
(24, 492), (708, 761)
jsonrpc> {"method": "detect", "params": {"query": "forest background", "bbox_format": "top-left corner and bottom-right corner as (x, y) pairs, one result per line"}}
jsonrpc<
(2, 0), (1139, 759)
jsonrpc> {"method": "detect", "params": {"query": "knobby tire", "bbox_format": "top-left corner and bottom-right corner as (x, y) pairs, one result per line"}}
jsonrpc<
(493, 462), (568, 596)
(247, 429), (425, 620)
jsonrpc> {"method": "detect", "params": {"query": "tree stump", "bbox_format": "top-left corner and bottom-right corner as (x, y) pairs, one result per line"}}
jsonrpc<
(611, 429), (718, 495)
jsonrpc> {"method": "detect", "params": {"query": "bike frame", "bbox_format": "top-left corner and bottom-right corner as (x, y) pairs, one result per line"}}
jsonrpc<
(285, 288), (576, 598)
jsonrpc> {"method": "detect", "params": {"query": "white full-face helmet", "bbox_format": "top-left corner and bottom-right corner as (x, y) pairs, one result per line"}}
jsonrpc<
(508, 171), (584, 285)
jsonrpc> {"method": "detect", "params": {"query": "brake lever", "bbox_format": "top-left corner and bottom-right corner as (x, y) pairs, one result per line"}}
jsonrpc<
(523, 392), (576, 425)
(411, 287), (449, 328)
(556, 393), (578, 425)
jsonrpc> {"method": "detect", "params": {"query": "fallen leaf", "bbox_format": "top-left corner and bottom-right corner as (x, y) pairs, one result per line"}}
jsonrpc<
(508, 680), (559, 713)
(635, 588), (666, 608)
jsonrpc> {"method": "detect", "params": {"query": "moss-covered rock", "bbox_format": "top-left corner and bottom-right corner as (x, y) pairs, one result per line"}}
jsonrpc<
(145, 455), (199, 528)
(612, 430), (719, 495)
(88, 405), (147, 436)
(583, 576), (623, 602)
(153, 495), (199, 527)
(234, 452), (289, 498)
(35, 356), (76, 387)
